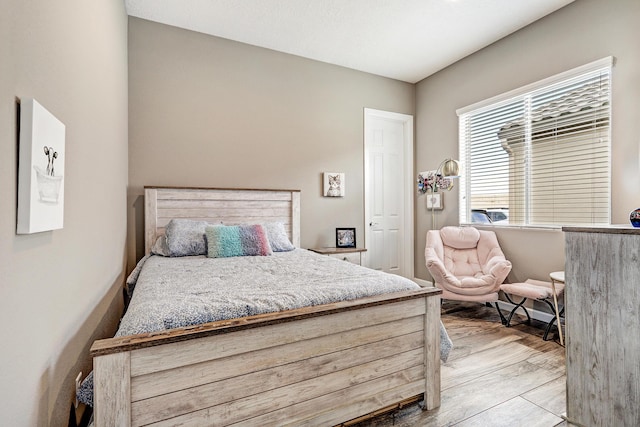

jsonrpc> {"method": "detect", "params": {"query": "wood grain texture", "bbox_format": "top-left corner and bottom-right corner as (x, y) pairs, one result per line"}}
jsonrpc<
(144, 187), (302, 253)
(562, 225), (640, 235)
(94, 352), (131, 427)
(128, 297), (426, 375)
(125, 300), (424, 376)
(92, 292), (441, 426)
(441, 341), (536, 390)
(522, 375), (567, 416)
(565, 230), (640, 426)
(134, 350), (424, 426)
(454, 396), (563, 427)
(423, 294), (441, 410)
(131, 322), (424, 401)
(132, 334), (423, 421)
(144, 188), (157, 254)
(91, 288), (438, 356)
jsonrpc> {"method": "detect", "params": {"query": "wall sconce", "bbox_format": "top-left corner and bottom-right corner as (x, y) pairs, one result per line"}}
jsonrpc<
(417, 158), (461, 229)
(439, 158), (460, 179)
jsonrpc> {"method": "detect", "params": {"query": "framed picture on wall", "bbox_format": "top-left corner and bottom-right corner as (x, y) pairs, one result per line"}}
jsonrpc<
(426, 192), (443, 210)
(17, 98), (66, 234)
(336, 227), (356, 248)
(323, 172), (345, 197)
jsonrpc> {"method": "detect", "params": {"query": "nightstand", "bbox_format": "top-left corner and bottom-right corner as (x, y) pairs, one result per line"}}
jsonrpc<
(308, 247), (367, 265)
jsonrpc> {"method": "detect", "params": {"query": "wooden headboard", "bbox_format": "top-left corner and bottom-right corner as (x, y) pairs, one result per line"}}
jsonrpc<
(144, 187), (301, 254)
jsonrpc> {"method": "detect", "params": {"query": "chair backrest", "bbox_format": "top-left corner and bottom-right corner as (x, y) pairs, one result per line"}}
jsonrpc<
(441, 227), (481, 276)
(427, 226), (505, 276)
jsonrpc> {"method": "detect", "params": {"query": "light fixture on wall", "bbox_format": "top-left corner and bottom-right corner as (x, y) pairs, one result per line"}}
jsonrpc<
(438, 158), (461, 180)
(417, 158), (461, 229)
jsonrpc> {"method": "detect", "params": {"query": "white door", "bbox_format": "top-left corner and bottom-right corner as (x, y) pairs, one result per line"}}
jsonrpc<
(364, 109), (413, 277)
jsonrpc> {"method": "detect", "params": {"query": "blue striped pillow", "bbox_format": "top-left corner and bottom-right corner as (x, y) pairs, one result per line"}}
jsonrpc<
(206, 224), (273, 258)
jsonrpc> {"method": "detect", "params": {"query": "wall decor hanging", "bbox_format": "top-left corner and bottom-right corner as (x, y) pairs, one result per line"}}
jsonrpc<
(17, 98), (66, 234)
(323, 172), (345, 197)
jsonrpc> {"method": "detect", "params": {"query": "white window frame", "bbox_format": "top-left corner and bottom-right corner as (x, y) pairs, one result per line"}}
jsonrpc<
(457, 57), (613, 229)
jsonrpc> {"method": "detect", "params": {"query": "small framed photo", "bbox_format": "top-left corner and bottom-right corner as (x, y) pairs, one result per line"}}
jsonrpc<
(336, 227), (356, 248)
(426, 193), (443, 210)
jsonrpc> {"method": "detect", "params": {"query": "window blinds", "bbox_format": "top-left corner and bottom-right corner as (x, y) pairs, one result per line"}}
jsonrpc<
(458, 58), (612, 227)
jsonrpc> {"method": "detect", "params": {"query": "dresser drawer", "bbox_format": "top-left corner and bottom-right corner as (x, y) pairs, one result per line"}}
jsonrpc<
(328, 251), (362, 265)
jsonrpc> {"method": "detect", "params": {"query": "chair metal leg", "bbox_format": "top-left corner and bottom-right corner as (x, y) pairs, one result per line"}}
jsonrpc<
(501, 293), (531, 327)
(494, 302), (509, 325)
(541, 299), (564, 341)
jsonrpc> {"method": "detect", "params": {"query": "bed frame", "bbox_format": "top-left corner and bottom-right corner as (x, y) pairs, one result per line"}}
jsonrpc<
(91, 186), (442, 426)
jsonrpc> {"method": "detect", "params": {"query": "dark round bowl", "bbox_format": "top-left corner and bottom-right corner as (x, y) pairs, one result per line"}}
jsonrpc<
(630, 208), (640, 227)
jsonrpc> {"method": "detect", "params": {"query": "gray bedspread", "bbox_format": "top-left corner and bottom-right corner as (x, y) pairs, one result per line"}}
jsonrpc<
(78, 249), (452, 406)
(120, 249), (423, 336)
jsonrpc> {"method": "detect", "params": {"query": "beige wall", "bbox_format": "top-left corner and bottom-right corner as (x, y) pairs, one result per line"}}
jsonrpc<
(1, 3), (637, 423)
(414, 0), (640, 282)
(0, 1), (128, 426)
(127, 17), (415, 268)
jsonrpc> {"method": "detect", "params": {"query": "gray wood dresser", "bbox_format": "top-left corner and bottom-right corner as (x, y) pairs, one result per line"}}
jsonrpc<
(308, 247), (367, 265)
(563, 226), (640, 426)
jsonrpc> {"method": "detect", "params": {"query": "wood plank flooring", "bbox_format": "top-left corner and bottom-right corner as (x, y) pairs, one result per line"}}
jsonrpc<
(354, 301), (566, 427)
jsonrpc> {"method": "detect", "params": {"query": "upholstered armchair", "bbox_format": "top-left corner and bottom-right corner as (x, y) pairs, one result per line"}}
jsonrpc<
(425, 226), (512, 302)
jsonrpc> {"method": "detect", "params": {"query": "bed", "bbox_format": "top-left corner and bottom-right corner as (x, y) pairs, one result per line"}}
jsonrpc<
(89, 186), (444, 426)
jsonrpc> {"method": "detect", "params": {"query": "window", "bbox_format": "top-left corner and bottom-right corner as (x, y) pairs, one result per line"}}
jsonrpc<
(457, 57), (612, 227)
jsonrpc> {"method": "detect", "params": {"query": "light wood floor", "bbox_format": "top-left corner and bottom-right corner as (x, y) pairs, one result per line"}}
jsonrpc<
(356, 301), (567, 427)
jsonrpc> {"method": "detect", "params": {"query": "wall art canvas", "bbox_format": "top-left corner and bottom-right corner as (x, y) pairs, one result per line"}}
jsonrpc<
(17, 98), (66, 234)
(323, 172), (345, 197)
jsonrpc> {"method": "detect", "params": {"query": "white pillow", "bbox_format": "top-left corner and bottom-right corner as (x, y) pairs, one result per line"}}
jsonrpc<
(261, 222), (295, 252)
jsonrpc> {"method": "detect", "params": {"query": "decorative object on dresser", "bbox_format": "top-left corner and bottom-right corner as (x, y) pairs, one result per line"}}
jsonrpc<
(336, 227), (356, 248)
(323, 172), (345, 197)
(87, 187), (446, 426)
(630, 208), (640, 227)
(308, 247), (367, 266)
(17, 98), (66, 234)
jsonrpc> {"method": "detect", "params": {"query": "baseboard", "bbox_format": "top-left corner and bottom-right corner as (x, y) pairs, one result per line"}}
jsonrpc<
(495, 300), (556, 323)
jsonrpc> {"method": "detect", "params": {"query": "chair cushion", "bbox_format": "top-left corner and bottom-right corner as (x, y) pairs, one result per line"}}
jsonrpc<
(501, 283), (553, 300)
(444, 247), (482, 277)
(440, 226), (480, 249)
(459, 273), (501, 289)
(500, 278), (564, 299)
(525, 278), (565, 295)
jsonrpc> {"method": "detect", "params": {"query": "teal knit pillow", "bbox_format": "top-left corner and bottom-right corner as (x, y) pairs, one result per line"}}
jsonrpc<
(206, 224), (273, 258)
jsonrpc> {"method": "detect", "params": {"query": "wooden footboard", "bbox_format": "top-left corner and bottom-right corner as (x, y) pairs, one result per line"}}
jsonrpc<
(91, 288), (441, 426)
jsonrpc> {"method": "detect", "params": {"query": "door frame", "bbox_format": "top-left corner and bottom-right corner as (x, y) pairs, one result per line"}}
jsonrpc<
(363, 108), (414, 278)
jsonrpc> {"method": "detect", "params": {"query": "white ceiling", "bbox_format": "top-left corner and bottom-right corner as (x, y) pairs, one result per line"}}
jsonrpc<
(125, 0), (575, 84)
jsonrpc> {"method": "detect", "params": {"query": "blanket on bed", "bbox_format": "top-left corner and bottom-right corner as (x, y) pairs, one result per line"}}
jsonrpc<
(78, 249), (452, 406)
(120, 249), (422, 335)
